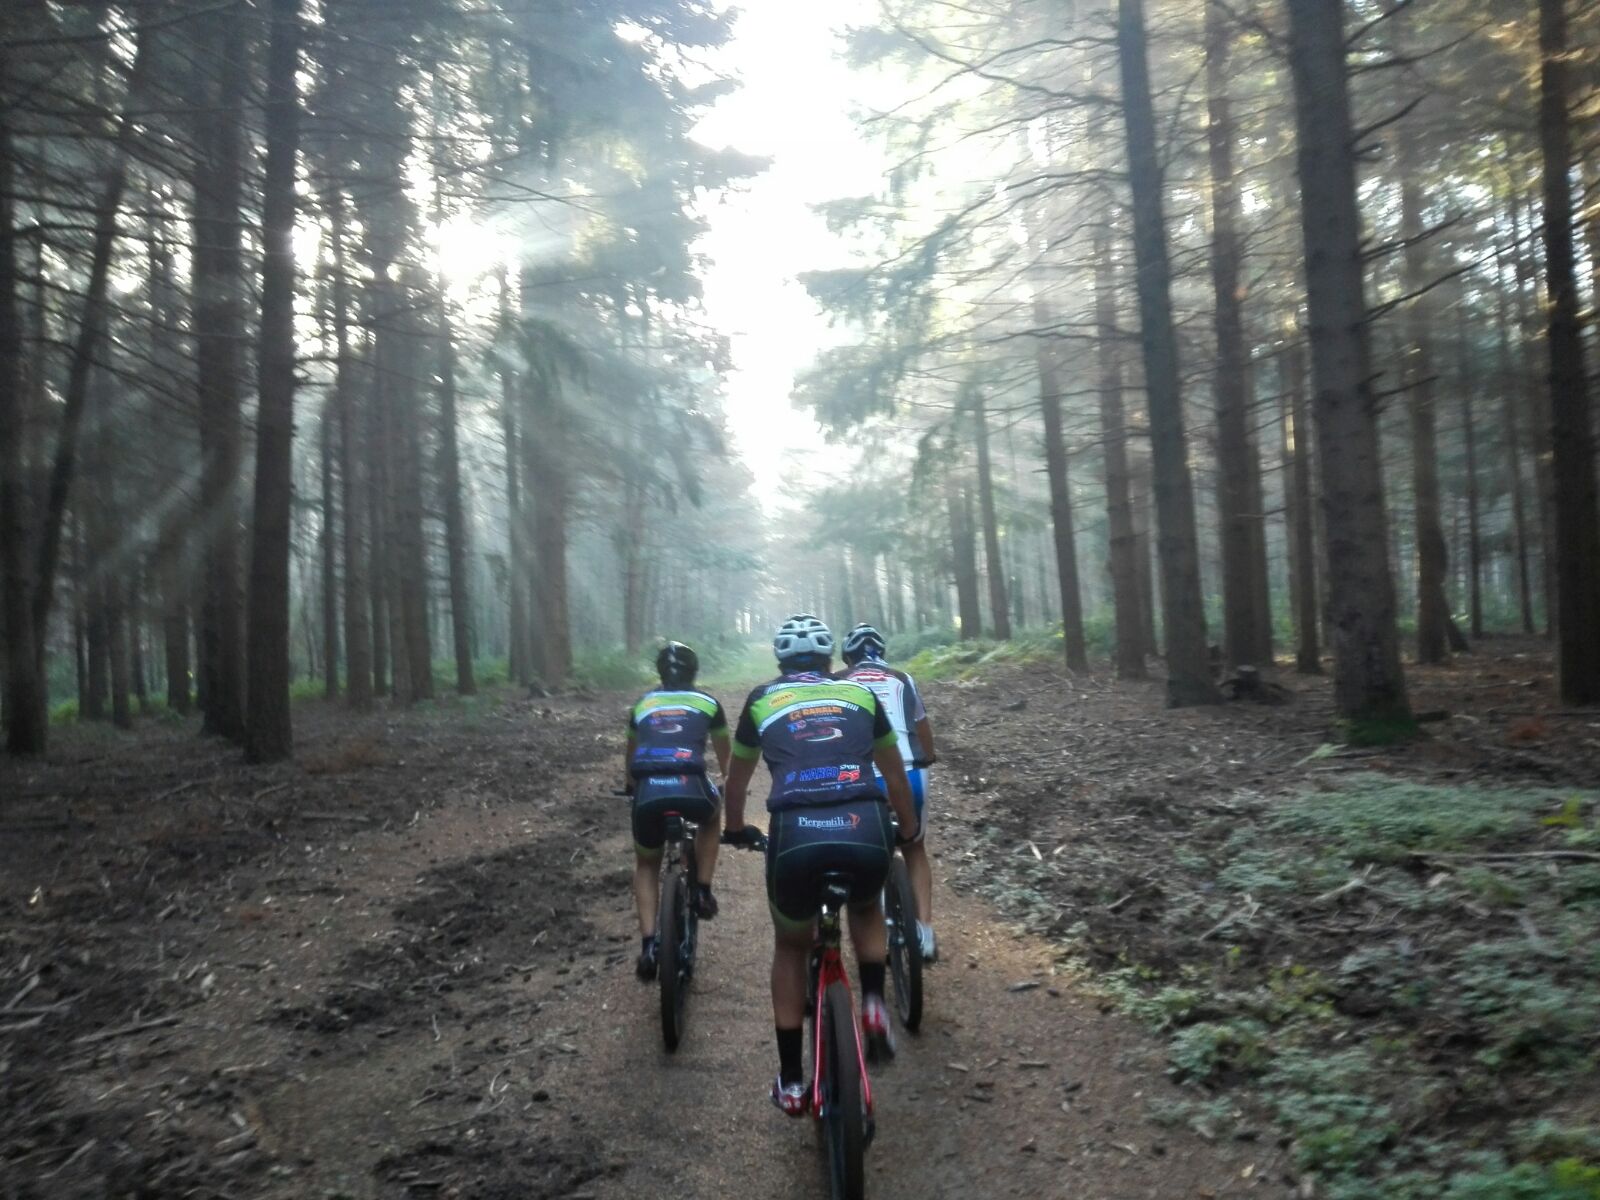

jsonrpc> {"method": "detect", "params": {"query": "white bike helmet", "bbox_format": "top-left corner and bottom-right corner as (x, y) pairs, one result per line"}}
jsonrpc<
(773, 614), (834, 664)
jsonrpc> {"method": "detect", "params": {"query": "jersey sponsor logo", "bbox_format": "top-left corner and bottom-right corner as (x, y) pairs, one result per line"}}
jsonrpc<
(796, 811), (862, 830)
(650, 719), (685, 733)
(783, 763), (863, 785)
(645, 746), (695, 760)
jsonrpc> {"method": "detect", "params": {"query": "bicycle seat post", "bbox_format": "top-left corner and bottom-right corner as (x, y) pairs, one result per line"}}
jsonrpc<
(816, 871), (851, 947)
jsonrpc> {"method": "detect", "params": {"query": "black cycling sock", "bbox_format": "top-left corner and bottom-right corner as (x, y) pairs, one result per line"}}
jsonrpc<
(859, 960), (886, 1000)
(642, 934), (656, 953)
(776, 1026), (804, 1085)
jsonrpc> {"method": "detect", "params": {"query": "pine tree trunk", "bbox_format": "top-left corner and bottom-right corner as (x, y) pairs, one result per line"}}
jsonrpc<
(947, 475), (982, 639)
(1117, 0), (1218, 705)
(527, 371), (572, 686)
(1492, 253), (1537, 635)
(970, 390), (1012, 641)
(31, 30), (151, 728)
(243, 0), (304, 762)
(1205, 0), (1273, 670)
(320, 394), (340, 700)
(1397, 118), (1456, 664)
(190, 8), (246, 741)
(1456, 307), (1483, 639)
(1286, 0), (1412, 728)
(1508, 184), (1558, 635)
(1282, 335), (1322, 672)
(107, 573), (132, 730)
(0, 73), (48, 753)
(1536, 0), (1600, 704)
(329, 196), (373, 710)
(437, 288), (476, 694)
(1032, 301), (1089, 670)
(1093, 227), (1147, 679)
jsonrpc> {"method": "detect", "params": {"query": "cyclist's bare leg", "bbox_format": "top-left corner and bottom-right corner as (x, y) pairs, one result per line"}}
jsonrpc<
(771, 922), (812, 1027)
(846, 898), (888, 965)
(901, 837), (933, 924)
(693, 809), (722, 885)
(633, 850), (662, 938)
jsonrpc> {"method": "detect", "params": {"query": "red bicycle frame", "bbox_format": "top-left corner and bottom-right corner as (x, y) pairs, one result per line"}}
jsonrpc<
(809, 942), (875, 1120)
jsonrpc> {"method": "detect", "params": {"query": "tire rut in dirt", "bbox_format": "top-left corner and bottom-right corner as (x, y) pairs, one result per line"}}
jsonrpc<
(272, 841), (608, 1037)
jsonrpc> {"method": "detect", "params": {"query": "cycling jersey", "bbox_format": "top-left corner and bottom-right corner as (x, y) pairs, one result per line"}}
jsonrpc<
(837, 660), (928, 766)
(628, 689), (727, 778)
(731, 672), (898, 811)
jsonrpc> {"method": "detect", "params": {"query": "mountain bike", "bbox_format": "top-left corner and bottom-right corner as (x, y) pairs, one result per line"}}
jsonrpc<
(655, 809), (699, 1052)
(883, 835), (923, 1032)
(808, 871), (876, 1200)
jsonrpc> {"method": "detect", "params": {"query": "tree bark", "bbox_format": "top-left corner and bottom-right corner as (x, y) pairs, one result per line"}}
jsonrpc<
(189, 6), (248, 740)
(1492, 245), (1537, 635)
(1397, 115), (1457, 664)
(1032, 302), (1089, 670)
(946, 473), (982, 639)
(1456, 304), (1483, 640)
(30, 28), (152, 715)
(1282, 334), (1322, 673)
(0, 62), (48, 753)
(1205, 0), (1273, 670)
(1116, 0), (1219, 705)
(1536, 0), (1600, 704)
(319, 392), (340, 700)
(1286, 0), (1412, 728)
(1091, 227), (1147, 679)
(1508, 182), (1558, 635)
(243, 0), (305, 762)
(329, 195), (373, 709)
(969, 390), (1012, 641)
(437, 285), (476, 694)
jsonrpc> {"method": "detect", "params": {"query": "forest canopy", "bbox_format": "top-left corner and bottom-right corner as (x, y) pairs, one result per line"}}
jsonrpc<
(1, 0), (1598, 761)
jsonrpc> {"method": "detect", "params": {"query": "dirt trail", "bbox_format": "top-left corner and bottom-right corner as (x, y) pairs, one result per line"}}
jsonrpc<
(3, 685), (1285, 1200)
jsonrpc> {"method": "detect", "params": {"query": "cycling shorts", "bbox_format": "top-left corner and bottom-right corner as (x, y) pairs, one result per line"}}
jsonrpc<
(872, 767), (928, 841)
(631, 773), (719, 853)
(765, 798), (893, 930)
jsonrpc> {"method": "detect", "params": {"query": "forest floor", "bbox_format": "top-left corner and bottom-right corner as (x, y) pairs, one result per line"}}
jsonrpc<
(2, 637), (1598, 1200)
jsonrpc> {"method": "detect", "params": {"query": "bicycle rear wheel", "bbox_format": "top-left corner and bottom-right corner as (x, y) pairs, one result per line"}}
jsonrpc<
(884, 855), (923, 1032)
(658, 868), (690, 1051)
(821, 980), (867, 1200)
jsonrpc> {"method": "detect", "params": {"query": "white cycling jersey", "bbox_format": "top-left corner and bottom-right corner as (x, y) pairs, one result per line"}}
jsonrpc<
(837, 661), (927, 767)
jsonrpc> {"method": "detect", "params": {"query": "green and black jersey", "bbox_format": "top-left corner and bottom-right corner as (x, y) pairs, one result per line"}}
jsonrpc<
(731, 671), (898, 811)
(627, 689), (727, 778)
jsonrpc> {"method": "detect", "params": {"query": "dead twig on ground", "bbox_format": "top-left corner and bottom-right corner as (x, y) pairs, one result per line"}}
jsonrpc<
(74, 1014), (180, 1045)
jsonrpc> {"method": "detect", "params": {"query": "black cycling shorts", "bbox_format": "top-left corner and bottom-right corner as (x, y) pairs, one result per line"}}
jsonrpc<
(765, 798), (893, 930)
(631, 773), (719, 852)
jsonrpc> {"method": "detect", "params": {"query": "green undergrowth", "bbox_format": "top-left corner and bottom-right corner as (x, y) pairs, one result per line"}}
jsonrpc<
(967, 773), (1600, 1198)
(901, 627), (1068, 681)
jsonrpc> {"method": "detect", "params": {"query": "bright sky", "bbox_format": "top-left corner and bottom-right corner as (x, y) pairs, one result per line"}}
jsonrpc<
(693, 0), (885, 506)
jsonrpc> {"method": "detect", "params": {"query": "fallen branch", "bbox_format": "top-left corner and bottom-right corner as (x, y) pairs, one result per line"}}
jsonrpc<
(1199, 894), (1261, 941)
(294, 812), (373, 823)
(74, 1014), (180, 1045)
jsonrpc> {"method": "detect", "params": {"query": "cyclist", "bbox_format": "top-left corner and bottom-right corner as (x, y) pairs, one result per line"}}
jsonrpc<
(838, 623), (940, 962)
(722, 615), (919, 1116)
(625, 641), (729, 981)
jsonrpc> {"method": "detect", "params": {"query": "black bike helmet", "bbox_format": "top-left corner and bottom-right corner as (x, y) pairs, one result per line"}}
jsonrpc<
(842, 623), (887, 666)
(656, 641), (698, 688)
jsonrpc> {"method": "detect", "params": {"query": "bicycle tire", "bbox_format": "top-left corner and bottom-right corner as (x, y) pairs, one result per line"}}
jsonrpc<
(658, 869), (689, 1051)
(821, 980), (867, 1200)
(885, 855), (923, 1032)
